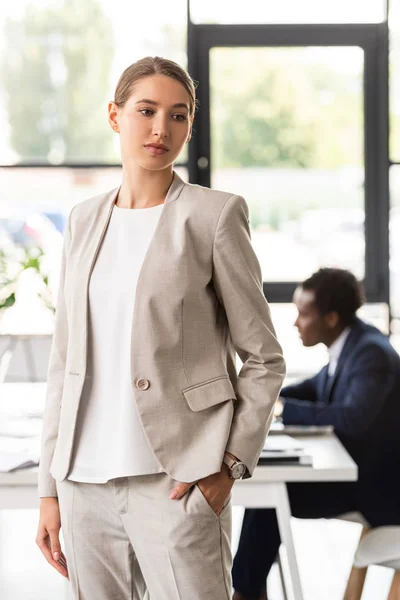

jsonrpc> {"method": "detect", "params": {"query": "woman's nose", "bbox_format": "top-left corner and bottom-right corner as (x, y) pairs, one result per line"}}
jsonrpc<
(152, 118), (169, 139)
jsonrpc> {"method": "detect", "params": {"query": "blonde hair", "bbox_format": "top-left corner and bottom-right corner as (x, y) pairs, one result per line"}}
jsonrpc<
(114, 56), (199, 117)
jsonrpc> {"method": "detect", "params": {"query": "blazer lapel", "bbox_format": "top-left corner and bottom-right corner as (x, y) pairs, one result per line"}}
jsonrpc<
(77, 171), (186, 376)
(84, 170), (185, 283)
(130, 172), (185, 362)
(71, 186), (120, 371)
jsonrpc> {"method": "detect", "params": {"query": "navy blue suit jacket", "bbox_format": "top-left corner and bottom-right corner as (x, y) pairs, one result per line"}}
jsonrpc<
(281, 317), (400, 523)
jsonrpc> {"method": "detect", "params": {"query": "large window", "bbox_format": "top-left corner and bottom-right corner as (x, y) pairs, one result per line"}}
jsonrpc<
(0, 1), (397, 357)
(188, 12), (392, 363)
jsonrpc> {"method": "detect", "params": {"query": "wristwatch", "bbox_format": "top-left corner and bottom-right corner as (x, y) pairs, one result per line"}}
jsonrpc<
(223, 453), (247, 480)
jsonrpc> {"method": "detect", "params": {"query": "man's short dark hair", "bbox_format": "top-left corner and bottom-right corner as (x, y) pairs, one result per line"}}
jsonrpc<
(301, 268), (365, 326)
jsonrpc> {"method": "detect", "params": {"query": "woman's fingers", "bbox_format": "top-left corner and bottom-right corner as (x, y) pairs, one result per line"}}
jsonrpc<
(39, 538), (69, 578)
(58, 550), (68, 568)
(36, 528), (69, 579)
(36, 502), (69, 579)
(47, 541), (69, 579)
(58, 554), (69, 579)
(46, 537), (69, 578)
(170, 479), (198, 499)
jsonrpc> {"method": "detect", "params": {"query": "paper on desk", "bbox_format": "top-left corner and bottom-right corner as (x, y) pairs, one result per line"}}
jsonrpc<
(263, 434), (305, 452)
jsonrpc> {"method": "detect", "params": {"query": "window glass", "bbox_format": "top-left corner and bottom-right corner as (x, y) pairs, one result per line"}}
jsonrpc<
(0, 0), (187, 165)
(210, 46), (365, 282)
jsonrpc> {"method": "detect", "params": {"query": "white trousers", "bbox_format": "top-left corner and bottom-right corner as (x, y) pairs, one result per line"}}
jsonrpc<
(56, 472), (232, 599)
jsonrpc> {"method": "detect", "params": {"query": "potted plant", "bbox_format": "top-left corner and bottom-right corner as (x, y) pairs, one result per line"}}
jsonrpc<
(0, 246), (55, 327)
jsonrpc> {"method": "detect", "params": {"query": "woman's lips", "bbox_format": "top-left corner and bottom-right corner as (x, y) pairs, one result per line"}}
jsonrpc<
(145, 145), (169, 155)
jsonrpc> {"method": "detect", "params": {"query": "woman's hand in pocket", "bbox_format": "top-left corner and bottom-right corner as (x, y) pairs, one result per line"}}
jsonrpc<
(170, 464), (234, 516)
(196, 465), (234, 516)
(36, 497), (69, 580)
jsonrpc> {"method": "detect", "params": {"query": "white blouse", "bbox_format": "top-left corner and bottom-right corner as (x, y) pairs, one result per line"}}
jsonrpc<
(67, 202), (165, 483)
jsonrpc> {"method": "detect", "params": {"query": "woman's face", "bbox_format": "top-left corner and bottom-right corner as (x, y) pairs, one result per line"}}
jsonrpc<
(109, 74), (193, 171)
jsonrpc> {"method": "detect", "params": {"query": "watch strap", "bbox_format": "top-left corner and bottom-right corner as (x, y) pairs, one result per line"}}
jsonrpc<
(223, 453), (246, 479)
(223, 453), (237, 470)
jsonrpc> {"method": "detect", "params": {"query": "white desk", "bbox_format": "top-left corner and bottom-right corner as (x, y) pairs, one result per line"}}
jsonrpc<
(0, 383), (358, 600)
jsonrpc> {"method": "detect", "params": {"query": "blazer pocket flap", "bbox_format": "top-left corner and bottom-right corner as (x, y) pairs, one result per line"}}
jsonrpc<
(182, 377), (236, 412)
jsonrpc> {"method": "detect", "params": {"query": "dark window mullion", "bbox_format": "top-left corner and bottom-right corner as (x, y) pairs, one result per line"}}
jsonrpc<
(364, 23), (390, 309)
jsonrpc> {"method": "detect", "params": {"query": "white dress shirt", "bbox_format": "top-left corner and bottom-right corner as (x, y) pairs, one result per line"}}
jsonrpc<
(327, 326), (351, 376)
(67, 202), (165, 483)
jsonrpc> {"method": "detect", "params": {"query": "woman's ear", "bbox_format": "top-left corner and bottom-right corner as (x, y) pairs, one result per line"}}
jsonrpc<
(108, 101), (119, 133)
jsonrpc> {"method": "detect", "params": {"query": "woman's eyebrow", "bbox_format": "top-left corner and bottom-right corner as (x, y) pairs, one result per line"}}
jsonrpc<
(135, 99), (189, 110)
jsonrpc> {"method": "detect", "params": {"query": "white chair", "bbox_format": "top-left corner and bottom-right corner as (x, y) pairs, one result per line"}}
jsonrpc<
(335, 512), (371, 600)
(274, 512), (400, 600)
(353, 527), (400, 600)
(274, 512), (370, 600)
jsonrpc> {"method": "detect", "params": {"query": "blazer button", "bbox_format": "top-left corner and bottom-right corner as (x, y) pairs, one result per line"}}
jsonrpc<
(136, 378), (150, 390)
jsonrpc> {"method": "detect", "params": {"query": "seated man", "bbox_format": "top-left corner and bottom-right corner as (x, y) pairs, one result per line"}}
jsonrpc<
(232, 268), (400, 600)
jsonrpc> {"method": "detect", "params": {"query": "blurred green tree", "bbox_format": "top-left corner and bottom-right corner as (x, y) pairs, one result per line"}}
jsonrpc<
(211, 48), (363, 169)
(1, 0), (114, 163)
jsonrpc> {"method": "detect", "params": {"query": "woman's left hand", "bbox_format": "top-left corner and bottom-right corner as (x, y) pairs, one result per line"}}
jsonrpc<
(170, 463), (234, 516)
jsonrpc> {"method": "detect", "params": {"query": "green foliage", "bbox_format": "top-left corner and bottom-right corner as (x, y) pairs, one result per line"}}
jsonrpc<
(1, 0), (115, 163)
(0, 247), (19, 314)
(211, 48), (363, 170)
(0, 245), (55, 315)
(0, 293), (16, 311)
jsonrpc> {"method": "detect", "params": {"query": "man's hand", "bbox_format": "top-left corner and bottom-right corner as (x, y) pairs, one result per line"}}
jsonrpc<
(169, 459), (235, 516)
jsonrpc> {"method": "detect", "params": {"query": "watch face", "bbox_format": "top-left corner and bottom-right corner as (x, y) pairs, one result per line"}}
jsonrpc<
(232, 463), (246, 479)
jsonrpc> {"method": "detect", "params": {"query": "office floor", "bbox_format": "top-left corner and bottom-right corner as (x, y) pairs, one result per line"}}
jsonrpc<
(0, 507), (393, 599)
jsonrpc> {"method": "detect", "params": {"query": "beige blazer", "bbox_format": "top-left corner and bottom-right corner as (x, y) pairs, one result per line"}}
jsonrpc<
(38, 171), (286, 497)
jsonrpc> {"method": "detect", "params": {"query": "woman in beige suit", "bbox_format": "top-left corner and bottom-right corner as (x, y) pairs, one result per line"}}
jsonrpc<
(35, 56), (285, 599)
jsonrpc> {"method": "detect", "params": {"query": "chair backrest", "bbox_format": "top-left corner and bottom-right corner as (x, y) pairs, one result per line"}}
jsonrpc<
(337, 511), (370, 527)
(354, 526), (400, 569)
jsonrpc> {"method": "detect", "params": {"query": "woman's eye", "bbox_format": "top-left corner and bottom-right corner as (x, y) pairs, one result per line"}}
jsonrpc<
(139, 109), (186, 120)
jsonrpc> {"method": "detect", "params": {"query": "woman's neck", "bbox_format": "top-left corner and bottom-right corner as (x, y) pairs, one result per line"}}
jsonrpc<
(116, 165), (174, 209)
